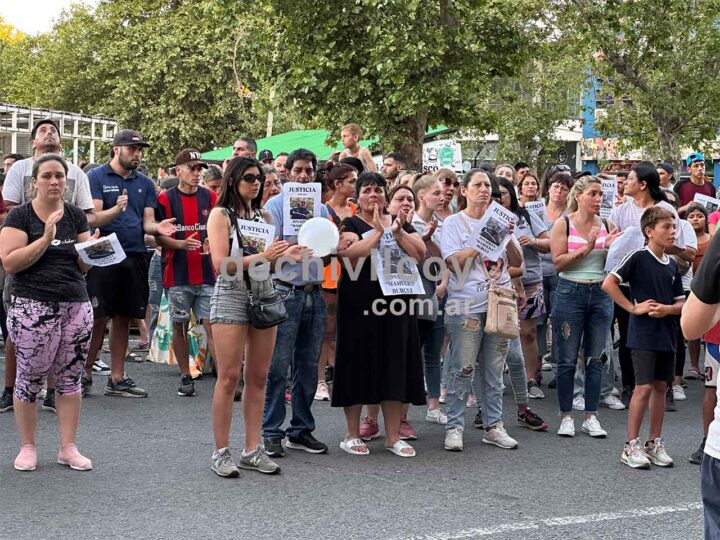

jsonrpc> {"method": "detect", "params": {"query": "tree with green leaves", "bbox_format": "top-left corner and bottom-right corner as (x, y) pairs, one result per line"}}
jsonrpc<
(559, 0), (720, 167)
(244, 0), (543, 168)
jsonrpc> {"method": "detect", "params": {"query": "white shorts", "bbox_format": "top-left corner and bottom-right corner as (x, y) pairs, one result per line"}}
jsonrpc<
(705, 343), (720, 388)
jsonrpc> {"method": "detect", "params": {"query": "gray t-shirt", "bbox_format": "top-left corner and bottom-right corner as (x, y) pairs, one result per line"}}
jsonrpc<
(2, 156), (94, 210)
(514, 210), (547, 285)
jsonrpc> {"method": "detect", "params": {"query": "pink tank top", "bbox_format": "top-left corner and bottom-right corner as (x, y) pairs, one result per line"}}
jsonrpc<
(566, 216), (608, 252)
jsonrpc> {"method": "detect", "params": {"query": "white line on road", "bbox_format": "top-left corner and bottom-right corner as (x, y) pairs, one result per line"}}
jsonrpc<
(399, 502), (703, 540)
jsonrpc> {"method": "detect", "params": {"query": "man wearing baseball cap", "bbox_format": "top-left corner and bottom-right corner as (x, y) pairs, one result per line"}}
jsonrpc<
(155, 148), (217, 398)
(258, 149), (274, 166)
(0, 118), (96, 414)
(83, 129), (176, 399)
(656, 162), (679, 207)
(674, 152), (715, 216)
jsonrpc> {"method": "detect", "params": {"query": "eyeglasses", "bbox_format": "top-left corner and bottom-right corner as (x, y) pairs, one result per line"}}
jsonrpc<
(241, 173), (263, 183)
(443, 178), (460, 187)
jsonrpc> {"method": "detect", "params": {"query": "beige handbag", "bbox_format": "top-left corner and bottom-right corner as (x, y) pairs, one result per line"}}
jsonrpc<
(458, 213), (519, 338)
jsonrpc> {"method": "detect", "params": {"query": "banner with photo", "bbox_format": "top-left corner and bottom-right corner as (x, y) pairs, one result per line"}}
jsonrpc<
(363, 228), (425, 296)
(283, 182), (322, 236)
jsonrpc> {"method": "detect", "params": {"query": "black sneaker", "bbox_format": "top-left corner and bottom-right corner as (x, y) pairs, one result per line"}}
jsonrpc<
(81, 375), (92, 398)
(690, 438), (706, 465)
(178, 375), (196, 397)
(104, 376), (148, 398)
(518, 408), (548, 431)
(0, 388), (13, 412)
(621, 386), (633, 409)
(325, 365), (334, 383)
(42, 388), (56, 413)
(263, 437), (285, 458)
(665, 386), (677, 412)
(473, 409), (484, 429)
(286, 431), (328, 454)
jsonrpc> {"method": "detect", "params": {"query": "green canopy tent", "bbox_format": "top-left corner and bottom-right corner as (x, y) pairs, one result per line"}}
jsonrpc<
(201, 126), (452, 162)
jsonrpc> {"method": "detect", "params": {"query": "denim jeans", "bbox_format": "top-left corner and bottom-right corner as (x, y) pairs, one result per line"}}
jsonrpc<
(537, 274), (558, 359)
(505, 336), (528, 406)
(262, 286), (327, 440)
(147, 251), (163, 344)
(573, 326), (616, 399)
(444, 313), (509, 430)
(418, 313), (445, 399)
(551, 278), (613, 414)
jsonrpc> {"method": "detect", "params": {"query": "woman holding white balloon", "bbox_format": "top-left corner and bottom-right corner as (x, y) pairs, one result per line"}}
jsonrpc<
(331, 172), (427, 458)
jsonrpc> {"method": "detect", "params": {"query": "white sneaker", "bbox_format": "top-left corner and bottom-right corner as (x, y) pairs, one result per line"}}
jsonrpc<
(425, 408), (448, 425)
(610, 387), (620, 397)
(439, 388), (446, 404)
(541, 361), (552, 371)
(557, 415), (575, 437)
(313, 381), (330, 401)
(572, 395), (585, 411)
(672, 385), (686, 401)
(622, 438), (651, 469)
(528, 381), (545, 399)
(444, 427), (463, 451)
(482, 421), (518, 449)
(466, 394), (477, 408)
(92, 359), (111, 375)
(644, 437), (674, 467)
(599, 395), (626, 410)
(581, 414), (607, 438)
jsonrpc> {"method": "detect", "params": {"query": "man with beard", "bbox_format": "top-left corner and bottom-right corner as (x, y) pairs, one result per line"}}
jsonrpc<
(382, 152), (407, 188)
(83, 129), (176, 398)
(274, 152), (289, 182)
(0, 119), (96, 415)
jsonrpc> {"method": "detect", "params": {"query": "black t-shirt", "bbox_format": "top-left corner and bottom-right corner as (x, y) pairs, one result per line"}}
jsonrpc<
(692, 230), (720, 303)
(5, 202), (89, 302)
(611, 247), (684, 352)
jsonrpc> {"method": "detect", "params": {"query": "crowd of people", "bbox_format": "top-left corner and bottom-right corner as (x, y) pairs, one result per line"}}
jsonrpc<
(1, 120), (720, 536)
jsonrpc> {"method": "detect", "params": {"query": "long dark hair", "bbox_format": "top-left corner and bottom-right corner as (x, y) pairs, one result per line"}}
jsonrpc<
(217, 157), (264, 217)
(497, 177), (532, 224)
(632, 161), (668, 204)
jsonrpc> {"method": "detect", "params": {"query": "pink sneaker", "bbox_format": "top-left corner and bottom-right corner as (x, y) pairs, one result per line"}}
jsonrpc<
(14, 444), (37, 471)
(57, 444), (92, 471)
(398, 418), (418, 440)
(359, 416), (380, 441)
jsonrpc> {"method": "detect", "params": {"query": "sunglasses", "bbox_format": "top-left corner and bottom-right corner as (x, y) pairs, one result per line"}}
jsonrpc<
(240, 173), (263, 183)
(443, 178), (460, 187)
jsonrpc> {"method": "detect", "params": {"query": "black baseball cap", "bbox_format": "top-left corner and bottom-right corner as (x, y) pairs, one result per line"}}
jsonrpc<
(657, 162), (674, 175)
(173, 148), (207, 168)
(30, 118), (60, 139)
(258, 149), (274, 161)
(113, 129), (150, 148)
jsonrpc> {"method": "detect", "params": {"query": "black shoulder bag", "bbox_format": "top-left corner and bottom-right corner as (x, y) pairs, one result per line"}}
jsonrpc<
(227, 208), (288, 329)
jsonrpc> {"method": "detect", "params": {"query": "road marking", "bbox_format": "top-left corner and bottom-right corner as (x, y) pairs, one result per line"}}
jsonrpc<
(399, 502), (703, 540)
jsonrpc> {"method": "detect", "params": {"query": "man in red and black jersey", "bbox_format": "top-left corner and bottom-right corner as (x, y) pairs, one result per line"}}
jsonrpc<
(156, 148), (217, 397)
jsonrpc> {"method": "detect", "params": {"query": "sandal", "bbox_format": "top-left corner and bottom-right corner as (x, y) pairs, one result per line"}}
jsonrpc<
(340, 438), (369, 455)
(685, 369), (703, 380)
(386, 440), (415, 458)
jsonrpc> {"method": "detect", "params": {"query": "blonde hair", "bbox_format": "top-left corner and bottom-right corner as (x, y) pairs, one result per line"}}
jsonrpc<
(432, 167), (457, 183)
(342, 123), (363, 137)
(567, 175), (601, 213)
(495, 163), (517, 184)
(407, 173), (431, 189)
(412, 175), (441, 199)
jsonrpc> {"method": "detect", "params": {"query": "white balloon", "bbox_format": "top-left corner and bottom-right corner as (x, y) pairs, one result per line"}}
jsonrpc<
(298, 217), (339, 257)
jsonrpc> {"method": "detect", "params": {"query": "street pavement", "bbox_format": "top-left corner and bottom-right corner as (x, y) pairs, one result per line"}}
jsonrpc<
(0, 348), (708, 540)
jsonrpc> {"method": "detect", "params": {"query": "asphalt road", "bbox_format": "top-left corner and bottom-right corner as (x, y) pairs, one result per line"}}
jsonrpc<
(0, 347), (708, 540)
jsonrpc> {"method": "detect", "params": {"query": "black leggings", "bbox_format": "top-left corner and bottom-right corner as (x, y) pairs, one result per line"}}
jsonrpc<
(614, 287), (635, 389)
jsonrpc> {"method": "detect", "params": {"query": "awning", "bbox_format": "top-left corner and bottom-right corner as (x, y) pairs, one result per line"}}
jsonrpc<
(201, 126), (453, 161)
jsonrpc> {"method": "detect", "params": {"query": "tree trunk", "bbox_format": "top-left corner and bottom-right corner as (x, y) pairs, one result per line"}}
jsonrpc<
(385, 112), (428, 171)
(657, 125), (681, 172)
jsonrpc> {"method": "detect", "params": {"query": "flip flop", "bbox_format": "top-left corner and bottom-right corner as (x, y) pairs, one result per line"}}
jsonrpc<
(685, 369), (703, 380)
(340, 438), (369, 455)
(386, 440), (415, 458)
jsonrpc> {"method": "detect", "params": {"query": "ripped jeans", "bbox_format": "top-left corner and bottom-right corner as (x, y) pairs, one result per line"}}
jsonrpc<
(444, 313), (509, 430)
(551, 278), (613, 414)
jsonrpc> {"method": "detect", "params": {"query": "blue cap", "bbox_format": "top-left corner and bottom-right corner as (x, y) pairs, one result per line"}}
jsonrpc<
(686, 152), (705, 166)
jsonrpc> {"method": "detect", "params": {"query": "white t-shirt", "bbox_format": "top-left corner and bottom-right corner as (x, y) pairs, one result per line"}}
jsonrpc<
(707, 383), (720, 460)
(2, 156), (94, 210)
(677, 219), (697, 291)
(610, 199), (685, 249)
(440, 211), (513, 314)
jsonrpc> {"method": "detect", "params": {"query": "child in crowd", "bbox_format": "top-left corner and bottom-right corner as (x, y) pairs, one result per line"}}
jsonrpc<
(603, 206), (685, 469)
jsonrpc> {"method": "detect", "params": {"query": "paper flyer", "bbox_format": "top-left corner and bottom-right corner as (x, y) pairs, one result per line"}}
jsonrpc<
(236, 219), (275, 256)
(75, 233), (126, 267)
(525, 200), (546, 220)
(363, 228), (425, 296)
(283, 182), (321, 236)
(604, 226), (645, 272)
(466, 201), (517, 261)
(600, 178), (617, 219)
(693, 193), (720, 213)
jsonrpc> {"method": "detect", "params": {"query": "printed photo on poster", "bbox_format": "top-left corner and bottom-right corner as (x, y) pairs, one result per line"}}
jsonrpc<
(600, 178), (617, 219)
(693, 193), (720, 214)
(466, 202), (517, 261)
(76, 233), (126, 267)
(283, 182), (321, 236)
(236, 220), (275, 256)
(362, 228), (425, 296)
(525, 200), (546, 220)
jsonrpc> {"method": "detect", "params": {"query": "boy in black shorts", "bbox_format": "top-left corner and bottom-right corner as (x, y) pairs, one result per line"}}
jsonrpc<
(603, 206), (685, 469)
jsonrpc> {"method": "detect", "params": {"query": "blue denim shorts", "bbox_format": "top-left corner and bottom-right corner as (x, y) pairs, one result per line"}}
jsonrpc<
(209, 276), (280, 325)
(167, 284), (214, 322)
